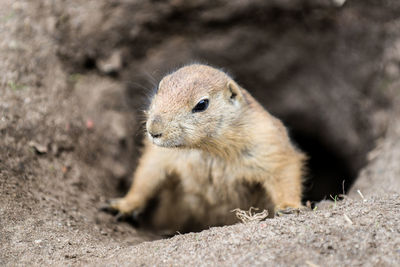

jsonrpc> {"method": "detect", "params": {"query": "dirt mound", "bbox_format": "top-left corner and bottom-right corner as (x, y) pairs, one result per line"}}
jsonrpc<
(1, 0), (400, 265)
(100, 195), (400, 266)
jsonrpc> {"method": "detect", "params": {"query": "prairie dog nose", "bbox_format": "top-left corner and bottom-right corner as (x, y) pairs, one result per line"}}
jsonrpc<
(150, 132), (162, 138)
(147, 115), (163, 139)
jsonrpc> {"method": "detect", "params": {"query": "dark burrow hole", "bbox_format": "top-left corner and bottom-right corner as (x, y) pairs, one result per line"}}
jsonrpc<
(83, 56), (96, 70)
(289, 129), (358, 203)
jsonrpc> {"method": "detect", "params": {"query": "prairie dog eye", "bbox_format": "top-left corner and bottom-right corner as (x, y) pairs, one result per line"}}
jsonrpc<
(192, 99), (209, 113)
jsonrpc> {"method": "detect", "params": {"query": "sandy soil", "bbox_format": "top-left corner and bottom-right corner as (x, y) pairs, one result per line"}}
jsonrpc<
(100, 195), (400, 266)
(1, 0), (400, 266)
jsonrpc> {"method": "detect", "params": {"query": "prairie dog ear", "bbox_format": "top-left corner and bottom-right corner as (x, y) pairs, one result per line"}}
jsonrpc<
(225, 80), (244, 104)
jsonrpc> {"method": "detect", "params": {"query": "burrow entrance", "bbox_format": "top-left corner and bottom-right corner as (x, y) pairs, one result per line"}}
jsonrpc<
(55, 0), (390, 208)
(291, 128), (359, 202)
(72, 60), (386, 206)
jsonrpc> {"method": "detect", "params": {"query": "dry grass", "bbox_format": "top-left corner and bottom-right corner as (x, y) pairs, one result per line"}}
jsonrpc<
(231, 207), (269, 223)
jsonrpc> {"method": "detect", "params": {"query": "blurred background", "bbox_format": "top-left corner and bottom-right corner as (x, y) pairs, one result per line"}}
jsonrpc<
(54, 0), (395, 201)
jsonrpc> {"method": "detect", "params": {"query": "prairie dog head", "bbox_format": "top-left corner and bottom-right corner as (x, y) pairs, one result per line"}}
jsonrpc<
(146, 64), (246, 149)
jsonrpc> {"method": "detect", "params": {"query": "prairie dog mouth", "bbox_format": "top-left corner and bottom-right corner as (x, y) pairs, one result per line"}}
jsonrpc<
(148, 133), (185, 148)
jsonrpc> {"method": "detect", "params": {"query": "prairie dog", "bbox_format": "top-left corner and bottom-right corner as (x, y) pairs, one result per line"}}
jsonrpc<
(107, 64), (306, 233)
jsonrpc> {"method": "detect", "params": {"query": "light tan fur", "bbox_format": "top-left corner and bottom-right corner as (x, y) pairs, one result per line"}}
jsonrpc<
(109, 64), (306, 233)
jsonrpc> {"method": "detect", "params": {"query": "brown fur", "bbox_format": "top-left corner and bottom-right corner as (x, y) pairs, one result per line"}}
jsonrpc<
(109, 64), (306, 233)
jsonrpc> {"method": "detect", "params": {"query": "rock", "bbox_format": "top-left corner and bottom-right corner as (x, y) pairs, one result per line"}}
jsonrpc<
(28, 141), (47, 154)
(97, 50), (122, 74)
